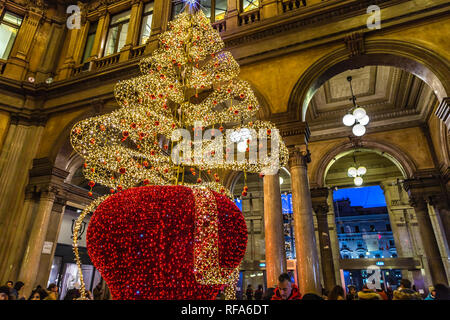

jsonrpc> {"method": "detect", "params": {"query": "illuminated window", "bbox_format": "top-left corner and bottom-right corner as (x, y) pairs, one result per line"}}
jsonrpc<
(171, 0), (227, 22)
(0, 11), (23, 60)
(82, 22), (98, 63)
(242, 0), (259, 12)
(139, 2), (154, 45)
(104, 10), (131, 56)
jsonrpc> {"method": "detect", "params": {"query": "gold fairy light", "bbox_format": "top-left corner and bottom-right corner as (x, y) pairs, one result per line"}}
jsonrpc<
(71, 7), (288, 300)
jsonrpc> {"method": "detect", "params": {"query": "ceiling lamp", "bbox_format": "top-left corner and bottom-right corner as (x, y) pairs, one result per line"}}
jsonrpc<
(279, 176), (284, 185)
(343, 76), (370, 136)
(347, 151), (367, 186)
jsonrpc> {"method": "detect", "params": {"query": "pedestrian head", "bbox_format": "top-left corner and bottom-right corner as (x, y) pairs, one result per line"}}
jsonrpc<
(278, 273), (292, 300)
(399, 279), (412, 289)
(0, 286), (10, 300)
(434, 283), (450, 300)
(14, 281), (24, 291)
(328, 285), (345, 300)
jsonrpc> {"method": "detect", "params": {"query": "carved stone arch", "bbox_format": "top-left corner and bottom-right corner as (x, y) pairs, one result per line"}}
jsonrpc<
(287, 40), (450, 122)
(314, 139), (418, 188)
(223, 170), (243, 194)
(53, 100), (118, 169)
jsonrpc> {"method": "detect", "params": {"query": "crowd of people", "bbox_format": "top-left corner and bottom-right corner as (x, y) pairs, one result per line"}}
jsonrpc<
(0, 281), (105, 300)
(2, 276), (449, 301)
(242, 274), (450, 301)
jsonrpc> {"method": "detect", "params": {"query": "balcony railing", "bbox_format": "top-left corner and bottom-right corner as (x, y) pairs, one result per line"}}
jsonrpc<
(282, 0), (307, 13)
(239, 9), (260, 26)
(212, 20), (226, 33)
(130, 45), (146, 59)
(93, 52), (120, 70)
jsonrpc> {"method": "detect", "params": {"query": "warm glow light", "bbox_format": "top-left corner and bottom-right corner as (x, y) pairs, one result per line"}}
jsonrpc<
(279, 177), (284, 185)
(352, 124), (366, 136)
(237, 141), (247, 153)
(343, 114), (356, 127)
(357, 166), (367, 176)
(359, 115), (370, 126)
(347, 167), (357, 178)
(354, 176), (364, 186)
(353, 107), (367, 120)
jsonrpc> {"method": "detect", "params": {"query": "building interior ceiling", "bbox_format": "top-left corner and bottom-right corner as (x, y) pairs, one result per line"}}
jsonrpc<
(324, 149), (404, 188)
(306, 66), (438, 139)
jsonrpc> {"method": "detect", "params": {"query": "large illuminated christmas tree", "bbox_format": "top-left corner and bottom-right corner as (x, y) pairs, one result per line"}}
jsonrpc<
(71, 3), (287, 300)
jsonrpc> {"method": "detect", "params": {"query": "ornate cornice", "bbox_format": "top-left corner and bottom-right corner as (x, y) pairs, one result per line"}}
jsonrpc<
(288, 147), (310, 169)
(436, 97), (450, 130)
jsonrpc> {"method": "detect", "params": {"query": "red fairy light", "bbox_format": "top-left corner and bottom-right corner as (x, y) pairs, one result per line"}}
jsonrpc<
(86, 186), (247, 300)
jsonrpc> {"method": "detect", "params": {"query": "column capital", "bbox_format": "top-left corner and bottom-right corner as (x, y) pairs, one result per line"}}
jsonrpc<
(288, 146), (310, 169)
(279, 121), (310, 148)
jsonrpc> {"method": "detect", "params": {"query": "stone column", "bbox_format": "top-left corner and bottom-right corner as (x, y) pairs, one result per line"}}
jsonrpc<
(18, 186), (59, 297)
(0, 123), (44, 268)
(311, 187), (336, 292)
(327, 189), (342, 287)
(260, 0), (279, 20)
(263, 173), (287, 287)
(429, 195), (450, 251)
(3, 4), (44, 80)
(405, 193), (448, 285)
(90, 7), (110, 60)
(56, 27), (81, 79)
(120, 0), (143, 61)
(225, 0), (240, 31)
(35, 197), (67, 288)
(289, 148), (321, 294)
(146, 0), (170, 52)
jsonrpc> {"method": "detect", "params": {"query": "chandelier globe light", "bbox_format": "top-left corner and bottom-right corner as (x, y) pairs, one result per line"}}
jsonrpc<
(343, 76), (370, 136)
(347, 151), (367, 186)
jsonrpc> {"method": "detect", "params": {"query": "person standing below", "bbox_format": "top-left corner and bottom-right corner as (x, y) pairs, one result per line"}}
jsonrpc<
(254, 285), (264, 300)
(434, 283), (450, 300)
(271, 273), (302, 300)
(93, 282), (103, 300)
(11, 281), (26, 300)
(346, 285), (358, 300)
(425, 287), (436, 300)
(328, 285), (346, 300)
(44, 283), (59, 300)
(357, 284), (382, 300)
(246, 284), (254, 300)
(0, 286), (11, 300)
(393, 279), (422, 300)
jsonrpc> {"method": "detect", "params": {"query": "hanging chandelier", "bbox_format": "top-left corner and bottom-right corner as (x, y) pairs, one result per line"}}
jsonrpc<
(342, 76), (370, 136)
(347, 151), (367, 186)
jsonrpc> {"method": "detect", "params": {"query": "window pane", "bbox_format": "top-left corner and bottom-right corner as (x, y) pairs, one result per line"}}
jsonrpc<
(110, 10), (131, 25)
(243, 0), (259, 12)
(172, 2), (185, 19)
(117, 22), (129, 51)
(3, 12), (23, 26)
(215, 0), (227, 21)
(144, 2), (154, 13)
(199, 0), (211, 18)
(105, 25), (119, 56)
(82, 33), (95, 63)
(140, 14), (153, 45)
(0, 24), (18, 59)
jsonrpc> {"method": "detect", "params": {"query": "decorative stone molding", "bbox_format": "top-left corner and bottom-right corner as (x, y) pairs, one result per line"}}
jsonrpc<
(288, 146), (310, 169)
(344, 32), (365, 57)
(436, 97), (450, 130)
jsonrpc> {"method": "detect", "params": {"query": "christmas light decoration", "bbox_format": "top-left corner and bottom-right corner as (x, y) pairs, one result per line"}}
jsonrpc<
(85, 185), (247, 300)
(71, 7), (287, 300)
